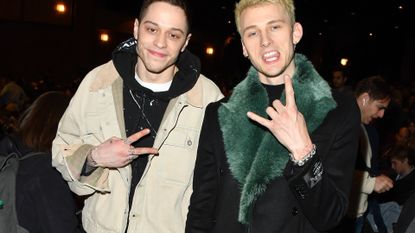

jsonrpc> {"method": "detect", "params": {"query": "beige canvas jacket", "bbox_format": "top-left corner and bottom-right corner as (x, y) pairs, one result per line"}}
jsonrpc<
(52, 61), (223, 233)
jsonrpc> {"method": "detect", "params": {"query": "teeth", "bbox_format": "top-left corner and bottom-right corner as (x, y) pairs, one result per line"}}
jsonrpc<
(264, 51), (277, 57)
(263, 51), (278, 62)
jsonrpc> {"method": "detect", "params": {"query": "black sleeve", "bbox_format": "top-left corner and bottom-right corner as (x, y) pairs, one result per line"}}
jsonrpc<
(186, 103), (221, 233)
(284, 97), (361, 231)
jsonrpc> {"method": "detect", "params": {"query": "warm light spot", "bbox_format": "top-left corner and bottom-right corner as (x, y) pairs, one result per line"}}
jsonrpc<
(100, 33), (110, 42)
(398, 5), (403, 10)
(225, 36), (233, 45)
(55, 3), (66, 13)
(206, 47), (214, 55)
(340, 58), (348, 66)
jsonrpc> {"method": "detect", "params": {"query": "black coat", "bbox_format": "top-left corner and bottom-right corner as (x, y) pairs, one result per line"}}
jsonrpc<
(16, 154), (84, 233)
(186, 65), (361, 233)
(0, 134), (83, 233)
(378, 169), (415, 205)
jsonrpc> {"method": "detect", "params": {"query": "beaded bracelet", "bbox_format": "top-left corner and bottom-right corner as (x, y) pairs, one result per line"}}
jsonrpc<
(289, 144), (316, 167)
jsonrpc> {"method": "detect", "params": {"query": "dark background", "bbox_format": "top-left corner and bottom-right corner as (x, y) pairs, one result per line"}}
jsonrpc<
(0, 0), (414, 90)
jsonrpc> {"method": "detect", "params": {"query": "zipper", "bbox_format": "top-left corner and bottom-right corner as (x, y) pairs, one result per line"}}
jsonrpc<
(156, 103), (188, 151)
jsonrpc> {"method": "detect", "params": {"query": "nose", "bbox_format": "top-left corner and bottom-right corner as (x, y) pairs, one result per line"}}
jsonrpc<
(260, 32), (271, 47)
(154, 33), (167, 48)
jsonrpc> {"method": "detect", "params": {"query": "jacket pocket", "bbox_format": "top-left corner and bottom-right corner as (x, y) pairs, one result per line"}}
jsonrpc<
(157, 127), (199, 185)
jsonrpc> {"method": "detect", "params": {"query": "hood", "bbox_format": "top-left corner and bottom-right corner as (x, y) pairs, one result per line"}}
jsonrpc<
(112, 37), (201, 100)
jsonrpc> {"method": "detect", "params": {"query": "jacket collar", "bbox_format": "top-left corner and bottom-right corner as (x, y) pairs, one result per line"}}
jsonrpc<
(90, 61), (118, 92)
(218, 53), (337, 223)
(89, 59), (204, 108)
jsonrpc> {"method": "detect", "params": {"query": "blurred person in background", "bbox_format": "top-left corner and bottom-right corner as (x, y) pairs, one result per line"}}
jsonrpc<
(346, 75), (393, 233)
(0, 75), (28, 113)
(377, 145), (415, 232)
(331, 67), (353, 96)
(0, 91), (83, 233)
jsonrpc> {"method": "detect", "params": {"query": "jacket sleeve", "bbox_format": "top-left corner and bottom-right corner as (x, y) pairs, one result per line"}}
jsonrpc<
(186, 103), (220, 233)
(284, 97), (361, 231)
(52, 68), (110, 196)
(354, 170), (376, 194)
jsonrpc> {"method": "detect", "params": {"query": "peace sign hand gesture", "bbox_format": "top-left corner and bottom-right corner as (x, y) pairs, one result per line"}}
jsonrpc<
(247, 74), (314, 160)
(87, 129), (159, 168)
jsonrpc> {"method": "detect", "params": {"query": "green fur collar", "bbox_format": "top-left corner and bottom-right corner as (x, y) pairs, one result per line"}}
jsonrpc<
(218, 54), (337, 224)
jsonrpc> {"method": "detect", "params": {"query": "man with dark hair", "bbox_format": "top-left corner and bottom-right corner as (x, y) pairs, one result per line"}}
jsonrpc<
(331, 67), (353, 95)
(346, 75), (394, 233)
(52, 0), (223, 232)
(387, 145), (415, 204)
(387, 146), (415, 233)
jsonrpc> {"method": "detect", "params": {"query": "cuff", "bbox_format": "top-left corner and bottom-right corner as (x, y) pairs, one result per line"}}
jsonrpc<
(65, 144), (110, 191)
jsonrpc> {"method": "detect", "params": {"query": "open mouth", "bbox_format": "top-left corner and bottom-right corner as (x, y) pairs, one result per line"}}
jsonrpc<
(263, 51), (279, 62)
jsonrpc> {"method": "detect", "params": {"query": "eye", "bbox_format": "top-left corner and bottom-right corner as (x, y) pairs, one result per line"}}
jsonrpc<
(169, 33), (181, 40)
(146, 27), (157, 33)
(245, 31), (257, 38)
(271, 25), (281, 31)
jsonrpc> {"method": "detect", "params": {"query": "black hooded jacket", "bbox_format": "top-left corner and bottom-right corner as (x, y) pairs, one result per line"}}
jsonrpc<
(111, 37), (202, 208)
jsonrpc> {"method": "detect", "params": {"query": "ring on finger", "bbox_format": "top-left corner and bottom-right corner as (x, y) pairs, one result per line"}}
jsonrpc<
(129, 154), (137, 161)
(128, 147), (135, 155)
(123, 138), (131, 145)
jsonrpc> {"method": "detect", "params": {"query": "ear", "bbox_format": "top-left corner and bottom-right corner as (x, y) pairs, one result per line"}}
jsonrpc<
(362, 92), (370, 101)
(133, 19), (139, 40)
(358, 92), (370, 106)
(181, 33), (192, 52)
(241, 40), (248, 58)
(292, 22), (303, 45)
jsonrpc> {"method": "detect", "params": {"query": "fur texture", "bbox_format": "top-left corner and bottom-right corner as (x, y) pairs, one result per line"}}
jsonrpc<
(218, 54), (337, 223)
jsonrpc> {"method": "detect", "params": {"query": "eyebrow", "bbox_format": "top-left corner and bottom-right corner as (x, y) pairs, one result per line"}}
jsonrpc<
(242, 19), (285, 35)
(242, 25), (257, 35)
(143, 20), (186, 35)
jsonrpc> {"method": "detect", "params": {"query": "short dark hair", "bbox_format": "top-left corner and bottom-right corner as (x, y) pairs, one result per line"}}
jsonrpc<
(332, 66), (348, 77)
(355, 75), (392, 101)
(138, 0), (192, 33)
(388, 145), (415, 166)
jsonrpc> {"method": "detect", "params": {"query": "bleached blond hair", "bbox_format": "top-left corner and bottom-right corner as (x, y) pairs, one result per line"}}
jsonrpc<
(234, 0), (296, 34)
